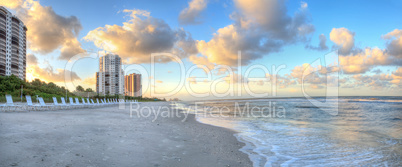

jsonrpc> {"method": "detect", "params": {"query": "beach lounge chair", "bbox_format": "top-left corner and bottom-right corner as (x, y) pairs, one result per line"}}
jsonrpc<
(89, 99), (96, 108)
(60, 97), (70, 109)
(75, 98), (83, 108)
(85, 98), (93, 108)
(90, 99), (97, 106)
(52, 97), (62, 110)
(69, 97), (75, 105)
(4, 94), (21, 112)
(25, 95), (40, 111)
(96, 99), (102, 106)
(81, 98), (88, 108)
(0, 95), (10, 111)
(102, 99), (109, 106)
(69, 97), (78, 109)
(38, 97), (53, 110)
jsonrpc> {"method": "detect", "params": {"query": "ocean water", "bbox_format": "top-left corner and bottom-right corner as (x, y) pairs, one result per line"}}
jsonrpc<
(176, 97), (402, 166)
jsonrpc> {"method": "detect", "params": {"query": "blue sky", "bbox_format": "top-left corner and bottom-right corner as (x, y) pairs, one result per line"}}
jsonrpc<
(2, 0), (402, 99)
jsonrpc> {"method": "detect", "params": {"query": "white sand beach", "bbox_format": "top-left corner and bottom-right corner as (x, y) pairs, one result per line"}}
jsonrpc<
(0, 102), (252, 166)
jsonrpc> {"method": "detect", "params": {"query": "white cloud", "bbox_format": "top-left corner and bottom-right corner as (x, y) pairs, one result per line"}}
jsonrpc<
(85, 9), (197, 64)
(191, 0), (314, 67)
(382, 29), (402, 58)
(330, 27), (355, 55)
(179, 0), (208, 25)
(5, 0), (85, 60)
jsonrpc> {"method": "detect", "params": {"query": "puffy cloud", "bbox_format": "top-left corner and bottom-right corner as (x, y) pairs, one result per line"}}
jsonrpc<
(26, 53), (38, 65)
(191, 0), (314, 68)
(382, 29), (402, 58)
(179, 0), (208, 25)
(59, 39), (86, 60)
(8, 0), (85, 60)
(0, 0), (24, 8)
(234, 0), (314, 40)
(289, 63), (327, 86)
(339, 47), (391, 74)
(283, 62), (401, 90)
(28, 65), (81, 83)
(330, 27), (355, 55)
(156, 80), (163, 83)
(173, 29), (199, 57)
(85, 9), (197, 64)
(352, 73), (394, 90)
(329, 29), (402, 74)
(288, 63), (342, 89)
(393, 67), (402, 77)
(305, 34), (328, 51)
(25, 53), (81, 82)
(391, 67), (402, 87)
(196, 25), (283, 66)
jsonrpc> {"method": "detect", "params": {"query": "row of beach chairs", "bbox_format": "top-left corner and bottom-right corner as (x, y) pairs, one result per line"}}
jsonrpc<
(0, 94), (140, 112)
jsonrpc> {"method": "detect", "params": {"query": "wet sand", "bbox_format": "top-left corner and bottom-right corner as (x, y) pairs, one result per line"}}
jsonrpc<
(0, 102), (252, 166)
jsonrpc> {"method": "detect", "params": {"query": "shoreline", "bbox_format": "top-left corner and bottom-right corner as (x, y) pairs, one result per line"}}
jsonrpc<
(0, 102), (252, 166)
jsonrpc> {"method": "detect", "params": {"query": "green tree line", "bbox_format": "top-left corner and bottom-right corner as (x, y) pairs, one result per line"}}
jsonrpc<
(0, 75), (165, 103)
(0, 75), (80, 102)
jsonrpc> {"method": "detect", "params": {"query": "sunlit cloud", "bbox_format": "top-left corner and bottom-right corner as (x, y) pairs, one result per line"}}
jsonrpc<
(339, 47), (390, 74)
(191, 0), (314, 68)
(3, 0), (85, 60)
(382, 29), (402, 58)
(28, 65), (81, 83)
(84, 9), (197, 64)
(179, 0), (208, 25)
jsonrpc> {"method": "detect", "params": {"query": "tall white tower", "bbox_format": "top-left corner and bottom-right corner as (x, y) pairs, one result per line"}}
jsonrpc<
(96, 54), (124, 95)
(0, 6), (27, 80)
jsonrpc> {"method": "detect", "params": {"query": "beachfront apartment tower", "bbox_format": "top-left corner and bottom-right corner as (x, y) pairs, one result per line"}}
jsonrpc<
(124, 73), (142, 97)
(96, 54), (124, 95)
(0, 6), (27, 80)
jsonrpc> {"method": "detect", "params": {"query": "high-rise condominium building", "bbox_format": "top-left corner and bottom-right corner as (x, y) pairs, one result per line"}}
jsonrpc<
(125, 73), (142, 97)
(0, 6), (27, 80)
(96, 54), (124, 95)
